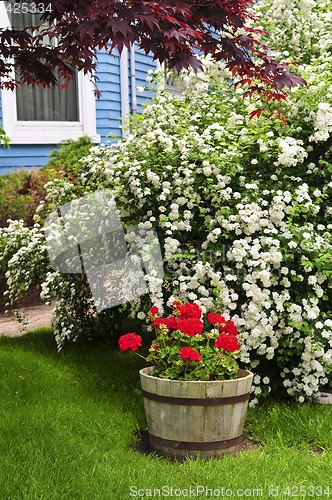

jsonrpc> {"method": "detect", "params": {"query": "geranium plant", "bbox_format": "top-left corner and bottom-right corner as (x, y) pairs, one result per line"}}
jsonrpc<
(118, 302), (241, 381)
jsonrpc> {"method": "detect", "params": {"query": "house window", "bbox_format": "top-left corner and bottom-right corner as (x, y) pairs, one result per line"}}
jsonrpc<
(0, 3), (99, 144)
(164, 74), (182, 97)
(16, 75), (79, 122)
(9, 10), (79, 122)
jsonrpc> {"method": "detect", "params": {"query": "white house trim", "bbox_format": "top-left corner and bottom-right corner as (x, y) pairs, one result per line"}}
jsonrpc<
(120, 46), (130, 138)
(130, 44), (137, 114)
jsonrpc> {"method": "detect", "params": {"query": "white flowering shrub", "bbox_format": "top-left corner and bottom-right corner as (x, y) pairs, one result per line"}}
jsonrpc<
(250, 0), (331, 65)
(0, 220), (48, 302)
(1, 177), (136, 347)
(2, 2), (332, 401)
(77, 51), (331, 402)
(0, 218), (51, 329)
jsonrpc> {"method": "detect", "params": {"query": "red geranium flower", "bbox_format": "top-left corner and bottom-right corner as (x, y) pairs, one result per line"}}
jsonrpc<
(179, 346), (202, 362)
(215, 334), (240, 352)
(152, 317), (178, 331)
(178, 318), (204, 336)
(152, 317), (170, 329)
(218, 320), (238, 336)
(118, 332), (142, 352)
(178, 302), (202, 320)
(149, 305), (159, 316)
(166, 316), (178, 330)
(207, 312), (226, 325)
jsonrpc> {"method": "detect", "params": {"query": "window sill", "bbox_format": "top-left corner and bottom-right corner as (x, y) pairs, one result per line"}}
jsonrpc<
(7, 122), (100, 144)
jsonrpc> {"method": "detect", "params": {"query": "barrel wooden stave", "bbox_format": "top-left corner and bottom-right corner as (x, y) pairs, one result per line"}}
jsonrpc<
(140, 366), (253, 460)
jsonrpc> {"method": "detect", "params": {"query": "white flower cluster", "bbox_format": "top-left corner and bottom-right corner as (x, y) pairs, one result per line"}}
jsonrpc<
(275, 137), (308, 167)
(247, 0), (331, 65)
(309, 102), (332, 143)
(1, 220), (48, 309)
(44, 178), (76, 206)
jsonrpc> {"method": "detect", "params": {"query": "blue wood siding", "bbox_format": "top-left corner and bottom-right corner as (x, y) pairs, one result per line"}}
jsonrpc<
(95, 49), (122, 144)
(130, 46), (156, 115)
(0, 144), (57, 175)
(0, 90), (70, 174)
(0, 48), (157, 174)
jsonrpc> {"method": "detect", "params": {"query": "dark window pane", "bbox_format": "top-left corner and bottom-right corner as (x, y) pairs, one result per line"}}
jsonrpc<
(8, 8), (79, 121)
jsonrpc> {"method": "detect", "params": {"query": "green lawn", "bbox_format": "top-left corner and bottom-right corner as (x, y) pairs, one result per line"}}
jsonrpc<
(0, 329), (331, 500)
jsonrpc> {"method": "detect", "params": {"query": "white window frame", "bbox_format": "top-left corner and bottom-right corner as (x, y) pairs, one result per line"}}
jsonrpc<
(156, 61), (182, 97)
(0, 4), (100, 144)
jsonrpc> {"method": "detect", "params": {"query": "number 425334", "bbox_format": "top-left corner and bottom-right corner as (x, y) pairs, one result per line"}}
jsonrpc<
(5, 3), (53, 14)
(283, 485), (331, 497)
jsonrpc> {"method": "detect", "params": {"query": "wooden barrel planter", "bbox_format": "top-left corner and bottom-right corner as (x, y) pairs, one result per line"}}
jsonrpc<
(139, 366), (253, 460)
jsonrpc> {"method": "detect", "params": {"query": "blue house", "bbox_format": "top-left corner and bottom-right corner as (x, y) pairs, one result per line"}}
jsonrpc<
(0, 5), (160, 174)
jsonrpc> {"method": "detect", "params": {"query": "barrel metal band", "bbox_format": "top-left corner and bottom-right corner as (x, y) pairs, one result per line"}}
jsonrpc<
(148, 433), (244, 451)
(141, 390), (250, 406)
